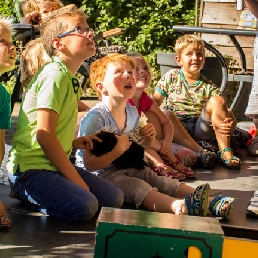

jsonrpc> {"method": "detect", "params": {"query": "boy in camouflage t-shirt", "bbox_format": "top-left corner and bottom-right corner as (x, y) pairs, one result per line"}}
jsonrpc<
(153, 34), (240, 170)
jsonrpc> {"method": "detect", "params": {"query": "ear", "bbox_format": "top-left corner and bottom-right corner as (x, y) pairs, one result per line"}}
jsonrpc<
(175, 55), (182, 67)
(96, 82), (103, 92)
(96, 82), (108, 96)
(51, 38), (66, 51)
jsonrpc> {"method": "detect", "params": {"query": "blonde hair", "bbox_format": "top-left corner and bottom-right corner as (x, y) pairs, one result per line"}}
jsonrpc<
(175, 34), (205, 57)
(20, 37), (51, 88)
(0, 15), (13, 35)
(126, 51), (151, 71)
(90, 53), (136, 99)
(24, 0), (63, 13)
(40, 5), (87, 57)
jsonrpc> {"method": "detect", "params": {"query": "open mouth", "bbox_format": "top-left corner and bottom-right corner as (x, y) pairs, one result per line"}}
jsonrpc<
(9, 55), (16, 60)
(124, 84), (132, 89)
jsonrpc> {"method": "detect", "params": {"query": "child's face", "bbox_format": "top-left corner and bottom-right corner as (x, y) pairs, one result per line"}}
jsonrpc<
(131, 56), (151, 90)
(39, 2), (59, 19)
(176, 44), (205, 75)
(0, 29), (16, 75)
(101, 61), (136, 99)
(57, 16), (95, 61)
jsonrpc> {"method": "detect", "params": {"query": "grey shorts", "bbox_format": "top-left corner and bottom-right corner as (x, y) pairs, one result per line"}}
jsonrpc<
(100, 166), (180, 208)
(179, 108), (216, 141)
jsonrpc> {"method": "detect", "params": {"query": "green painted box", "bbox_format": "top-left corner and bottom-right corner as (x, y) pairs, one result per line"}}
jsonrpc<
(94, 207), (224, 258)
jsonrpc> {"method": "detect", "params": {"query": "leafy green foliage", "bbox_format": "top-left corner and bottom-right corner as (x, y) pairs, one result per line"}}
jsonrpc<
(0, 0), (17, 21)
(77, 0), (196, 87)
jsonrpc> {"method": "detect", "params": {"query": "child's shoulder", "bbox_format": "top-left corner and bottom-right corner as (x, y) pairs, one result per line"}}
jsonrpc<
(165, 69), (180, 77)
(201, 75), (220, 89)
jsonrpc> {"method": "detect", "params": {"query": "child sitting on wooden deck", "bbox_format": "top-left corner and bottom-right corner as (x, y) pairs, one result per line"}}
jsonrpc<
(76, 53), (236, 220)
(153, 34), (241, 170)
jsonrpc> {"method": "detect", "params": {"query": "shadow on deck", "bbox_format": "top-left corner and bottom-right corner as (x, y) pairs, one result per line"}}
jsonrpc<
(1, 104), (258, 257)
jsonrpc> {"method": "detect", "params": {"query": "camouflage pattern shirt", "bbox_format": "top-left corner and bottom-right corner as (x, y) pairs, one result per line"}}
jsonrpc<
(155, 69), (221, 116)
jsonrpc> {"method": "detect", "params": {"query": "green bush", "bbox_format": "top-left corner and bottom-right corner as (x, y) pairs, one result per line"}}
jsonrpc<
(77, 0), (196, 87)
(0, 0), (17, 21)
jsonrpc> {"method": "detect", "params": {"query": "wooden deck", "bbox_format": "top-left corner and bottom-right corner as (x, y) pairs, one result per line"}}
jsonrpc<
(1, 103), (258, 257)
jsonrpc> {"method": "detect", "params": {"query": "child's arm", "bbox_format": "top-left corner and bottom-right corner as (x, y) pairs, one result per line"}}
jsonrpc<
(148, 101), (174, 143)
(20, 11), (41, 24)
(82, 134), (132, 171)
(0, 129), (4, 166)
(72, 133), (102, 150)
(36, 108), (90, 191)
(152, 90), (165, 107)
(78, 100), (90, 112)
(140, 123), (156, 148)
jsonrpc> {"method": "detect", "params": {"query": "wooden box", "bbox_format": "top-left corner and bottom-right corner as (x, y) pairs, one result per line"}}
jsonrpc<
(94, 207), (224, 258)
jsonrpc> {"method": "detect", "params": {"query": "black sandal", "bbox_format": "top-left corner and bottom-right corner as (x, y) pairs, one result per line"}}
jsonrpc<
(197, 149), (217, 168)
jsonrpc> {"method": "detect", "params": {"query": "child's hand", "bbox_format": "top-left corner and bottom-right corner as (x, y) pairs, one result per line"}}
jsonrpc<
(140, 123), (156, 139)
(72, 133), (102, 150)
(115, 134), (132, 153)
(23, 11), (41, 24)
(218, 118), (234, 136)
(158, 140), (171, 157)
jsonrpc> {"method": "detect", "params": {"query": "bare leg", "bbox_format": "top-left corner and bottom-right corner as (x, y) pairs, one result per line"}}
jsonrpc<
(145, 110), (173, 142)
(142, 186), (230, 217)
(145, 110), (195, 176)
(142, 189), (188, 214)
(164, 110), (202, 152)
(205, 96), (239, 166)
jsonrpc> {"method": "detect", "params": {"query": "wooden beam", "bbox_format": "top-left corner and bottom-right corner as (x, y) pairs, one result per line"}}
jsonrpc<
(201, 2), (242, 25)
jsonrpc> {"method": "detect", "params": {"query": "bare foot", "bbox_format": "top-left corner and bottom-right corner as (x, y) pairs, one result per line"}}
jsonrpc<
(151, 163), (186, 180)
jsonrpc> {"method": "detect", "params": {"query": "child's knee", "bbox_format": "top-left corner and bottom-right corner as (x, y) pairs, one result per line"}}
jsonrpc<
(208, 96), (226, 107)
(106, 190), (124, 208)
(71, 195), (99, 222)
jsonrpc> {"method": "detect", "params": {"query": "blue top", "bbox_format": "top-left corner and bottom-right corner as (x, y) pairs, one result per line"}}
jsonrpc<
(76, 101), (139, 171)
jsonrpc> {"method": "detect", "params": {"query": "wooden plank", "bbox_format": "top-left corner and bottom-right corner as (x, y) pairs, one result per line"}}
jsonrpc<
(211, 46), (254, 69)
(201, 2), (242, 25)
(204, 0), (236, 2)
(201, 33), (255, 48)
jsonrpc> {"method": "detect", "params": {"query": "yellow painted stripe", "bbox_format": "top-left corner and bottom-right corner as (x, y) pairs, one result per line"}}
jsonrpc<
(222, 237), (258, 257)
(188, 238), (258, 258)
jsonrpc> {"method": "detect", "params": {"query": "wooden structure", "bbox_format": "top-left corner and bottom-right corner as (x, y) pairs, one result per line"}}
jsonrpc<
(199, 0), (255, 71)
(95, 207), (258, 258)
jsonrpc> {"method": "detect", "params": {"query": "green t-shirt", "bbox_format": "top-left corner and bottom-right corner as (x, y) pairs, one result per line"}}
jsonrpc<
(7, 56), (81, 173)
(0, 83), (11, 129)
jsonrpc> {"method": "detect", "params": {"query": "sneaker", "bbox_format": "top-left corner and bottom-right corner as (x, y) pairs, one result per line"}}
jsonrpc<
(248, 136), (258, 156)
(247, 191), (258, 216)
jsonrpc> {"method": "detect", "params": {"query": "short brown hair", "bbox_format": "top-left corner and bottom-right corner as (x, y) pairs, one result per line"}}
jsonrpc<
(0, 15), (13, 35)
(90, 53), (136, 99)
(40, 5), (87, 56)
(24, 0), (63, 13)
(175, 34), (205, 57)
(20, 37), (51, 88)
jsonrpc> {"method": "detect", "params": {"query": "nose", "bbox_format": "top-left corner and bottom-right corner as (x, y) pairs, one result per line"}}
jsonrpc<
(10, 44), (16, 51)
(125, 71), (132, 78)
(192, 53), (199, 60)
(87, 30), (94, 39)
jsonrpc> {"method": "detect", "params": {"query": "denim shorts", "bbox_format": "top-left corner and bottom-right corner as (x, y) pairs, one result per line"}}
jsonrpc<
(178, 108), (216, 141)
